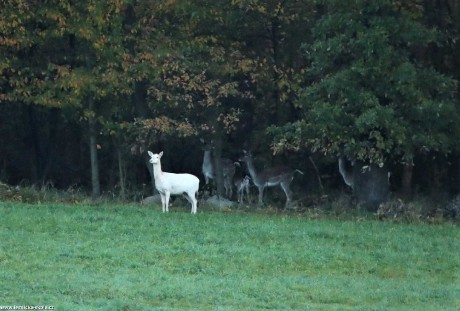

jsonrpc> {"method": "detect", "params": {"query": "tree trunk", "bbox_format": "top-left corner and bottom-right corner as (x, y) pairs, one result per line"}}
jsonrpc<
(212, 136), (225, 198)
(455, 156), (460, 194)
(309, 156), (324, 193)
(27, 105), (41, 183)
(131, 80), (155, 194)
(145, 156), (156, 194)
(401, 163), (413, 198)
(432, 161), (444, 196)
(117, 147), (126, 200)
(40, 108), (59, 184)
(270, 17), (290, 125)
(88, 98), (100, 198)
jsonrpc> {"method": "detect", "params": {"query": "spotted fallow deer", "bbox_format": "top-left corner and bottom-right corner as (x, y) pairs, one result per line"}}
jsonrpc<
(238, 150), (303, 208)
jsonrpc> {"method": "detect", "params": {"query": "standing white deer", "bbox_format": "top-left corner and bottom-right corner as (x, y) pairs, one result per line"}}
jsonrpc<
(148, 151), (200, 214)
(239, 150), (303, 208)
(200, 139), (237, 198)
(234, 175), (251, 204)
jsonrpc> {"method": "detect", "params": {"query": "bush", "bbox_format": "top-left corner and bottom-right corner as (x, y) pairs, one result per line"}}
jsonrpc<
(0, 181), (86, 204)
(442, 194), (460, 221)
(377, 196), (450, 223)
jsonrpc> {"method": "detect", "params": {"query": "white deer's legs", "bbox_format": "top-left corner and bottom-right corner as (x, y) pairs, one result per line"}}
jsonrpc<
(159, 193), (166, 212)
(164, 191), (170, 212)
(187, 191), (198, 214)
(191, 196), (197, 214)
(182, 192), (198, 214)
(162, 191), (196, 214)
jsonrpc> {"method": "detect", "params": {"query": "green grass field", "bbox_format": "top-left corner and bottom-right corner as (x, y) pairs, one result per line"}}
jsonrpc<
(0, 201), (458, 310)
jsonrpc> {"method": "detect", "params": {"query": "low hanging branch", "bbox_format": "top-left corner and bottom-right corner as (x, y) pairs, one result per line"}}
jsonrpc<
(138, 116), (197, 137)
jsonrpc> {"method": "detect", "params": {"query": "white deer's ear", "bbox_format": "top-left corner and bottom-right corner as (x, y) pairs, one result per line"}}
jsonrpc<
(148, 151), (154, 157)
(159, 151), (163, 158)
(243, 149), (247, 154)
(200, 138), (205, 143)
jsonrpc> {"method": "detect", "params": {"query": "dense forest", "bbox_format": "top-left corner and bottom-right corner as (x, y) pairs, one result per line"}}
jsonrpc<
(1, 0), (459, 210)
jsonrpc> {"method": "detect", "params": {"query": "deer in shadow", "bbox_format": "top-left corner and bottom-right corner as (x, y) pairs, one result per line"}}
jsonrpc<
(238, 150), (303, 208)
(201, 139), (237, 199)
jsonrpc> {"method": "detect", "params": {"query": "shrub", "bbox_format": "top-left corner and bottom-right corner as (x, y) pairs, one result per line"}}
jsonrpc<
(442, 194), (460, 221)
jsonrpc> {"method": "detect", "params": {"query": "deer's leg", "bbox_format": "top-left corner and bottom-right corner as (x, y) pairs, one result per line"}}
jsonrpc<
(159, 193), (166, 212)
(183, 192), (197, 214)
(237, 187), (243, 203)
(204, 175), (214, 195)
(280, 181), (292, 208)
(223, 179), (229, 198)
(258, 186), (264, 205)
(191, 192), (198, 214)
(184, 192), (197, 214)
(225, 181), (231, 198)
(164, 191), (170, 212)
(245, 185), (250, 203)
(228, 180), (234, 199)
(227, 177), (233, 199)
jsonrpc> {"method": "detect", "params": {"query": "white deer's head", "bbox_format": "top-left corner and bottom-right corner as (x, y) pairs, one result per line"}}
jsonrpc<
(148, 151), (163, 164)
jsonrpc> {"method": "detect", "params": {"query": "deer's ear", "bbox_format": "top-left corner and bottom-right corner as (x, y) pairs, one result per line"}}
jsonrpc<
(148, 151), (154, 157)
(200, 138), (205, 143)
(159, 151), (163, 158)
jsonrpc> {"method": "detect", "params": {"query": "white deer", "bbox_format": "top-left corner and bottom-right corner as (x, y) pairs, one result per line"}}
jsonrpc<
(234, 175), (251, 204)
(239, 150), (303, 208)
(148, 151), (200, 214)
(200, 139), (237, 198)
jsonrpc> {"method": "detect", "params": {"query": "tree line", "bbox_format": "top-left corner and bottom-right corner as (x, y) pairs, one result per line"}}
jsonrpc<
(1, 0), (459, 205)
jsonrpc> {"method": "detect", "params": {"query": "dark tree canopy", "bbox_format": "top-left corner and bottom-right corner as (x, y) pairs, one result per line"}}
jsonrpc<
(1, 0), (459, 201)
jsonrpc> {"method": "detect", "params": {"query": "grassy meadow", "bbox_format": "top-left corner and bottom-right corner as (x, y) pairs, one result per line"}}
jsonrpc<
(0, 201), (458, 310)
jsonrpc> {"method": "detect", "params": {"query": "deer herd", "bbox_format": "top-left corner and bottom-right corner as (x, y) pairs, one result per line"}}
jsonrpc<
(147, 140), (304, 214)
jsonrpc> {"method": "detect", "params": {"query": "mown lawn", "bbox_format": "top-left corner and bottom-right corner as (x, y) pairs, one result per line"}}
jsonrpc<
(0, 201), (458, 310)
